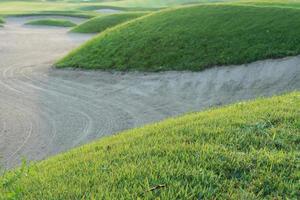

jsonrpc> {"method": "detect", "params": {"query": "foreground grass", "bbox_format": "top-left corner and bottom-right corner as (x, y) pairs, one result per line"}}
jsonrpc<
(57, 4), (300, 71)
(71, 12), (147, 33)
(1, 92), (299, 199)
(25, 19), (76, 27)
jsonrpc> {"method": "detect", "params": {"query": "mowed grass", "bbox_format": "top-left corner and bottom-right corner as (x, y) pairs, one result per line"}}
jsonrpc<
(99, 0), (233, 8)
(0, 1), (82, 15)
(1, 92), (299, 199)
(25, 19), (76, 27)
(57, 4), (300, 71)
(71, 12), (147, 33)
(238, 0), (300, 9)
(0, 0), (213, 16)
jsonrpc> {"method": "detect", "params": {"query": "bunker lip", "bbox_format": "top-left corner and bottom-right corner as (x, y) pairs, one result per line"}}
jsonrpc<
(0, 17), (299, 169)
(5, 15), (87, 26)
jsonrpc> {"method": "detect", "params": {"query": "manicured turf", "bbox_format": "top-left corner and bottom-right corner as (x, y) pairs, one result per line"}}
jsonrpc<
(238, 0), (300, 9)
(0, 1), (84, 15)
(98, 0), (232, 8)
(56, 5), (300, 71)
(71, 12), (147, 33)
(0, 0), (222, 16)
(25, 19), (76, 27)
(1, 92), (299, 199)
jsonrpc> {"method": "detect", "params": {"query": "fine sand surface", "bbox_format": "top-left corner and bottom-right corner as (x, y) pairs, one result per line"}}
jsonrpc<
(0, 16), (299, 169)
(96, 9), (123, 14)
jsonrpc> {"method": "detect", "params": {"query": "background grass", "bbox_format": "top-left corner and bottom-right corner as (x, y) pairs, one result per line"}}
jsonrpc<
(56, 4), (300, 71)
(238, 0), (300, 9)
(25, 18), (77, 27)
(1, 92), (299, 199)
(0, 0), (220, 16)
(71, 12), (147, 33)
(1, 1), (297, 19)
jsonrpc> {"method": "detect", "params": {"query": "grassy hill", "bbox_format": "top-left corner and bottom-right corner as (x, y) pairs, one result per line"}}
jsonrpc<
(1, 92), (299, 199)
(25, 19), (76, 27)
(0, 18), (4, 27)
(56, 4), (300, 71)
(71, 12), (147, 33)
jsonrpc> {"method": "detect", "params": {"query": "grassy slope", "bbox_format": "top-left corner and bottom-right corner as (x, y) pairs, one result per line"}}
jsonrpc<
(71, 12), (147, 33)
(1, 92), (299, 199)
(0, 18), (4, 27)
(238, 0), (300, 9)
(25, 18), (76, 27)
(56, 4), (300, 71)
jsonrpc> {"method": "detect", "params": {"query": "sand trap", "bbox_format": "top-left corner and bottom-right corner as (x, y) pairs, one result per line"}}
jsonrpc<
(0, 16), (299, 169)
(96, 9), (123, 14)
(7, 15), (88, 27)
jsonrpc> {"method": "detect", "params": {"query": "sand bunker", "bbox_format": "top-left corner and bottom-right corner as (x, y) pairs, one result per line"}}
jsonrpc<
(96, 9), (123, 14)
(0, 16), (299, 169)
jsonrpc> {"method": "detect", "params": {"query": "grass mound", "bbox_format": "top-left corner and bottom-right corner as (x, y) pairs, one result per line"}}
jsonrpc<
(0, 18), (4, 27)
(1, 92), (299, 199)
(57, 4), (300, 71)
(71, 12), (147, 33)
(25, 19), (76, 27)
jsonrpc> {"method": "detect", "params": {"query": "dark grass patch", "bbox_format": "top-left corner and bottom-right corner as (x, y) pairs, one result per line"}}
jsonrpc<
(25, 18), (76, 27)
(0, 18), (4, 26)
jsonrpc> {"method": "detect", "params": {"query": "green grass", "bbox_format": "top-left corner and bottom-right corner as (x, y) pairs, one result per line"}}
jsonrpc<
(238, 0), (300, 9)
(0, 18), (4, 27)
(25, 18), (76, 27)
(0, 1), (106, 17)
(98, 0), (234, 8)
(9, 11), (95, 19)
(1, 92), (299, 199)
(56, 4), (300, 71)
(0, 0), (223, 16)
(0, 1), (82, 15)
(78, 5), (161, 12)
(71, 12), (147, 33)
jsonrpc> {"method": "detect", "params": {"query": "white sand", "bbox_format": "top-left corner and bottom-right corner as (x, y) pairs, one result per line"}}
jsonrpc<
(0, 16), (299, 169)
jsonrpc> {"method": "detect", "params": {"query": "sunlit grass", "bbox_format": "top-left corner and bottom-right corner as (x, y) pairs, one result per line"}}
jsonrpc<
(1, 92), (299, 199)
(57, 4), (300, 71)
(71, 12), (147, 33)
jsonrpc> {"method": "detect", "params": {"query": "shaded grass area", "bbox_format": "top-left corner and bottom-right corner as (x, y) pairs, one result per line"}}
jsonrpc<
(56, 5), (300, 71)
(25, 18), (76, 27)
(0, 92), (299, 199)
(71, 12), (147, 33)
(0, 18), (4, 27)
